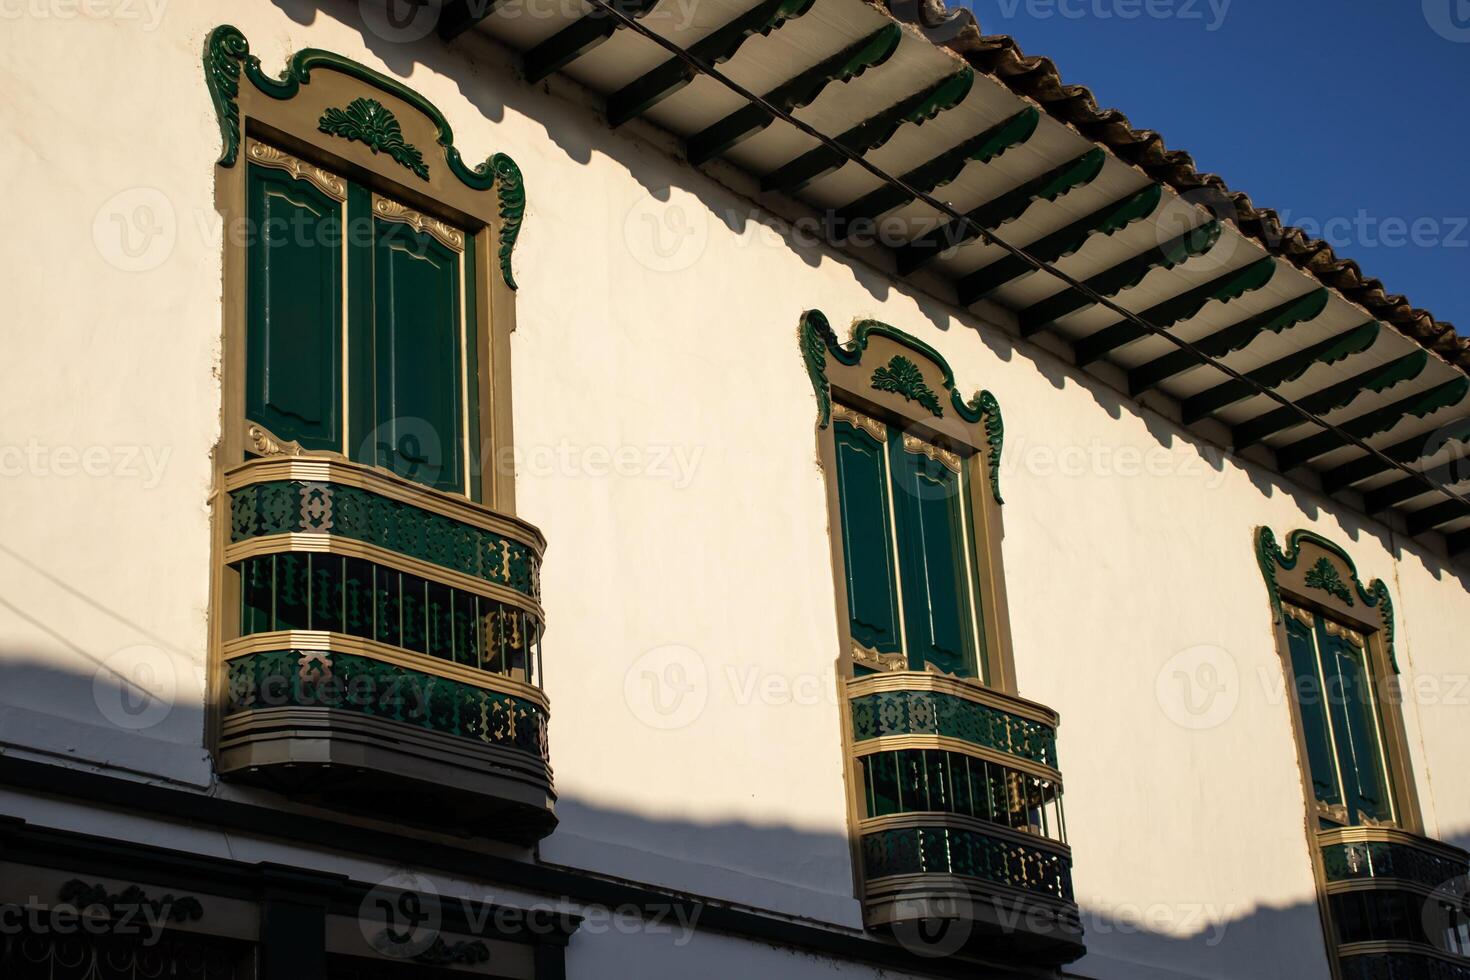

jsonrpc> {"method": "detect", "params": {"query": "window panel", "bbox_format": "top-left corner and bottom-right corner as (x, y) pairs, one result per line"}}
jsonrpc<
(833, 420), (904, 656)
(1321, 628), (1395, 824)
(372, 219), (465, 493)
(245, 164), (343, 451)
(889, 439), (977, 677)
(1286, 614), (1344, 809)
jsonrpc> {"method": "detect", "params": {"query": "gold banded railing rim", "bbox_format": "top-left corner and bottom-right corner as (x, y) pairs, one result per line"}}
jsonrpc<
(847, 672), (1061, 729)
(852, 733), (1063, 783)
(1317, 825), (1470, 864)
(1336, 940), (1470, 964)
(858, 811), (1073, 857)
(224, 455), (547, 554)
(860, 872), (1082, 917)
(222, 630), (548, 709)
(224, 533), (545, 620)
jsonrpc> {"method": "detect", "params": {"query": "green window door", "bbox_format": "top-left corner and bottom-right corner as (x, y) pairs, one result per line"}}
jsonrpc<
(1283, 604), (1397, 827)
(371, 219), (465, 493)
(830, 406), (985, 680)
(833, 419), (903, 656)
(243, 145), (480, 498)
(1285, 614), (1344, 810)
(889, 441), (978, 677)
(245, 164), (344, 451)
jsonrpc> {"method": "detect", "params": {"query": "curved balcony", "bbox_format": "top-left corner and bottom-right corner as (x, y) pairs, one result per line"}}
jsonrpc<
(216, 457), (555, 844)
(1320, 827), (1470, 980)
(848, 673), (1082, 964)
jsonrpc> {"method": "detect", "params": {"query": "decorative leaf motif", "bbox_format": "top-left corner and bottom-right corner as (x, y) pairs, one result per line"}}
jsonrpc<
(871, 355), (942, 417)
(1304, 557), (1354, 606)
(318, 97), (429, 179)
(203, 25), (253, 167)
(963, 390), (1005, 505)
(799, 312), (834, 429)
(487, 152), (524, 290)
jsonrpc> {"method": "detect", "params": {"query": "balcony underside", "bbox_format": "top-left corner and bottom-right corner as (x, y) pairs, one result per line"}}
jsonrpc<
(220, 706), (556, 844)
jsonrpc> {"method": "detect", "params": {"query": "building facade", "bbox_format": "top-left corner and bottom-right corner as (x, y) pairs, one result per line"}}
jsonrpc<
(2, 1), (1469, 978)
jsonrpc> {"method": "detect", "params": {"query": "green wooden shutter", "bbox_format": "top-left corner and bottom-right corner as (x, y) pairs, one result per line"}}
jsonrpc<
(245, 165), (343, 451)
(371, 218), (464, 493)
(1285, 615), (1344, 810)
(1320, 627), (1395, 824)
(833, 420), (904, 658)
(888, 438), (977, 677)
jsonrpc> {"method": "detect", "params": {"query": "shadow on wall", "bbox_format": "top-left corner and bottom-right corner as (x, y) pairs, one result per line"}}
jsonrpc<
(0, 656), (1466, 979)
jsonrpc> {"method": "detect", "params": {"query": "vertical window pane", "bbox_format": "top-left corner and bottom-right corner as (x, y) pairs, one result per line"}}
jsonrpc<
(1322, 629), (1395, 824)
(889, 439), (976, 677)
(245, 163), (343, 451)
(1286, 615), (1343, 809)
(832, 419), (904, 657)
(372, 218), (464, 492)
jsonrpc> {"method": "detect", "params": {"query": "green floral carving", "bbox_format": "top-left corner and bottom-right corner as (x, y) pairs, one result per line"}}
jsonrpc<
(799, 311), (834, 429)
(871, 355), (943, 417)
(1304, 556), (1354, 605)
(800, 312), (1008, 502)
(961, 390), (1005, 505)
(203, 25), (526, 286)
(319, 98), (429, 179)
(1255, 527), (1398, 672)
(487, 153), (524, 290)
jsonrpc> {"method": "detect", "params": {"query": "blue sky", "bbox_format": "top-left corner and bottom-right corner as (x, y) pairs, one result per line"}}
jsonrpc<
(964, 0), (1470, 329)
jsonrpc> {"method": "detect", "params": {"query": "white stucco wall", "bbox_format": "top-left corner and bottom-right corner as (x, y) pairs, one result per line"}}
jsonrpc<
(2, 3), (1469, 979)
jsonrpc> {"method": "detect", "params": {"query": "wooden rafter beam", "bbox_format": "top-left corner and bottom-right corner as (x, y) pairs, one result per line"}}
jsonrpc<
(1231, 352), (1429, 451)
(1073, 257), (1276, 367)
(833, 107), (1039, 229)
(1363, 456), (1470, 513)
(1180, 320), (1377, 425)
(604, 0), (816, 128)
(1405, 497), (1470, 537)
(1128, 289), (1329, 397)
(1274, 378), (1470, 473)
(522, 0), (661, 84)
(1320, 416), (1470, 494)
(957, 184), (1160, 307)
(685, 24), (902, 167)
(439, 0), (500, 40)
(1018, 221), (1222, 339)
(891, 150), (1104, 275)
(759, 69), (974, 194)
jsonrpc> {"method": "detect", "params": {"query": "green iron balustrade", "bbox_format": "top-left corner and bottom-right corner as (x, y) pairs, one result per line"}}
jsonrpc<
(850, 688), (1057, 769)
(861, 825), (1075, 904)
(230, 480), (540, 599)
(236, 553), (541, 685)
(225, 650), (549, 766)
(859, 748), (1065, 842)
(1340, 953), (1470, 980)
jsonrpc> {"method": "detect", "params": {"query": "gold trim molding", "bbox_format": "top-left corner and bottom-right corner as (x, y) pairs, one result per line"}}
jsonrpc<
(373, 194), (466, 251)
(847, 672), (1060, 729)
(222, 630), (548, 709)
(833, 403), (888, 443)
(902, 433), (962, 473)
(857, 811), (1072, 856)
(852, 641), (906, 673)
(246, 139), (347, 200)
(223, 533), (544, 619)
(226, 456), (546, 552)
